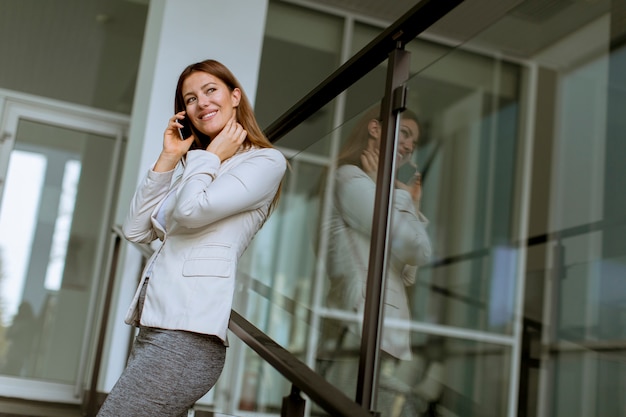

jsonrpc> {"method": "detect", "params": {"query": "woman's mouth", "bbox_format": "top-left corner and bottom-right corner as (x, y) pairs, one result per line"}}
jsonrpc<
(200, 110), (217, 120)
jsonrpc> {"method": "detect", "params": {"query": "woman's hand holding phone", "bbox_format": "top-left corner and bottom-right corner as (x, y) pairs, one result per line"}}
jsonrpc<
(153, 112), (195, 172)
(177, 114), (193, 140)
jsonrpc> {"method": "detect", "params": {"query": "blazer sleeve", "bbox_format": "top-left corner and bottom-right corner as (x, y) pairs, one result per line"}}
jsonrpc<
(122, 168), (175, 243)
(172, 148), (286, 229)
(334, 164), (431, 267)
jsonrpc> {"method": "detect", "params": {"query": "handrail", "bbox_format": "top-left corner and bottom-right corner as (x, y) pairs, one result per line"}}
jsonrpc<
(428, 216), (626, 269)
(263, 0), (464, 143)
(229, 311), (374, 417)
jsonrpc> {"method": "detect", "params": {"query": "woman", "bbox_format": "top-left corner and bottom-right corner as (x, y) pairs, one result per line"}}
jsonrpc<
(319, 106), (432, 415)
(97, 59), (286, 416)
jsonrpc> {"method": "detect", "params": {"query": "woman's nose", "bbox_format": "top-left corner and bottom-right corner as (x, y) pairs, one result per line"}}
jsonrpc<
(197, 95), (210, 107)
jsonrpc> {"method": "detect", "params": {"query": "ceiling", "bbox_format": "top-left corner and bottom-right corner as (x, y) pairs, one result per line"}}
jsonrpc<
(305, 0), (613, 67)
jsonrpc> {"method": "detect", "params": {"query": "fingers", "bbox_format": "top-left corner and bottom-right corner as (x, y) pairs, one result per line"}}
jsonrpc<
(232, 122), (247, 145)
(168, 112), (185, 136)
(206, 118), (247, 161)
(362, 149), (378, 167)
(221, 117), (246, 144)
(223, 117), (246, 142)
(361, 149), (379, 180)
(171, 111), (186, 126)
(163, 112), (194, 159)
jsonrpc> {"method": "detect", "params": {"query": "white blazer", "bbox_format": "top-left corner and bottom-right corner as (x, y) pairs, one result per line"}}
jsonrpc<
(122, 146), (286, 343)
(324, 164), (431, 360)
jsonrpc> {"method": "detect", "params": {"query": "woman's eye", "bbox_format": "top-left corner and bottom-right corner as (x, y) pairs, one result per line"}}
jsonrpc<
(205, 88), (216, 95)
(186, 97), (196, 105)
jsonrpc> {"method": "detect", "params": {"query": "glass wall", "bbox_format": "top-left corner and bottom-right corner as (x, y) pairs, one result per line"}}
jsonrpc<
(216, 1), (626, 417)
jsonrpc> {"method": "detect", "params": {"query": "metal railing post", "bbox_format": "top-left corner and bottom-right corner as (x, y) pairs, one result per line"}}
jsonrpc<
(281, 385), (306, 417)
(356, 43), (411, 412)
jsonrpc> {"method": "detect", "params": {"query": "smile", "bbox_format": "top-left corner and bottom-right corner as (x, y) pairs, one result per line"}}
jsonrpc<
(200, 111), (217, 120)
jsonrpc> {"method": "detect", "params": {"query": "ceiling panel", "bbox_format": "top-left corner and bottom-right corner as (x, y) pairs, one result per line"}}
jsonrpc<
(301, 0), (612, 65)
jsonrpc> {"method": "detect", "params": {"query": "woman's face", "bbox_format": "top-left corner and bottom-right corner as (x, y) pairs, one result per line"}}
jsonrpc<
(368, 117), (420, 166)
(397, 118), (419, 166)
(181, 71), (241, 138)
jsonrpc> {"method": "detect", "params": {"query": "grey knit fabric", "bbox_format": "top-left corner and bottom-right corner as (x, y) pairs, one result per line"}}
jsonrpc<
(97, 327), (226, 417)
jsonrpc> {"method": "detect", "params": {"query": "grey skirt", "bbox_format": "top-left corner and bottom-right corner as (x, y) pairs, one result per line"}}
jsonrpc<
(97, 280), (226, 417)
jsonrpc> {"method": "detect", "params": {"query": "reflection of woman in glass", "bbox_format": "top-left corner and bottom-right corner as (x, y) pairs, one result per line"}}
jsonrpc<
(320, 105), (432, 414)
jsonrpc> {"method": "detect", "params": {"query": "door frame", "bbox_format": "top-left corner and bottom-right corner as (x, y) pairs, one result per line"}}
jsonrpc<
(0, 89), (129, 403)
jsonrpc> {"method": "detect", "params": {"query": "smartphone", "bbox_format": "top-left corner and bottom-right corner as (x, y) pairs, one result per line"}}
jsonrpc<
(397, 163), (419, 184)
(178, 118), (192, 140)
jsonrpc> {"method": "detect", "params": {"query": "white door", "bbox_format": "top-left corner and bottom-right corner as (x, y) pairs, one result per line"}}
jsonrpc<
(0, 97), (127, 403)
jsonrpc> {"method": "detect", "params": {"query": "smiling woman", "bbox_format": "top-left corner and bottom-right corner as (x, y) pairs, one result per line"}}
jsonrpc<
(96, 59), (287, 417)
(178, 73), (241, 140)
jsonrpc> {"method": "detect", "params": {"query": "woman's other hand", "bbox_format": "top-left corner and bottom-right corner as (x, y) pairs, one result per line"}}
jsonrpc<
(206, 114), (247, 161)
(361, 147), (379, 181)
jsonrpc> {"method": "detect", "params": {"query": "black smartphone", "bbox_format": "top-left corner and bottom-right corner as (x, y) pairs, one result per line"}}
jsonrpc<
(178, 118), (192, 140)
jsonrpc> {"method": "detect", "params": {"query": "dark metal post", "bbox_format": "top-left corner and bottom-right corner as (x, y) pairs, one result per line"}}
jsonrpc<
(281, 385), (306, 417)
(356, 44), (410, 412)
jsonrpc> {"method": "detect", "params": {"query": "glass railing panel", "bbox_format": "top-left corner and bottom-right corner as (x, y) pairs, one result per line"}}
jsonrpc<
(256, 0), (345, 156)
(456, 2), (625, 417)
(229, 86), (522, 415)
(521, 253), (626, 417)
(220, 2), (625, 416)
(228, 98), (383, 409)
(229, 34), (528, 416)
(211, 336), (365, 416)
(399, 38), (525, 335)
(315, 331), (512, 417)
(555, 250), (625, 345)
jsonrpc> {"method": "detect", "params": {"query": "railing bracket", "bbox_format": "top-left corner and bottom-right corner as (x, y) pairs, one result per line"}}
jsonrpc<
(392, 84), (408, 114)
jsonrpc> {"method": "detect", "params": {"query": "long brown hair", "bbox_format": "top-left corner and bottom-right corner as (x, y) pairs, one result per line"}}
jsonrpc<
(174, 59), (283, 212)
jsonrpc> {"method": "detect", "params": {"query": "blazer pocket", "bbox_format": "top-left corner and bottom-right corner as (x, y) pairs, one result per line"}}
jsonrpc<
(183, 243), (233, 278)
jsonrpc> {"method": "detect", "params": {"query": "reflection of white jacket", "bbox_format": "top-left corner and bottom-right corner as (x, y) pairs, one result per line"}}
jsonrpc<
(325, 164), (431, 360)
(122, 147), (286, 343)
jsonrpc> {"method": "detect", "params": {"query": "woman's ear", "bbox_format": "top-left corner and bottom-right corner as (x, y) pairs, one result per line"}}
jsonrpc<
(231, 88), (242, 107)
(367, 119), (381, 139)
